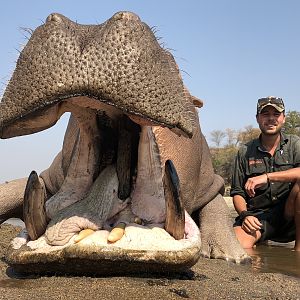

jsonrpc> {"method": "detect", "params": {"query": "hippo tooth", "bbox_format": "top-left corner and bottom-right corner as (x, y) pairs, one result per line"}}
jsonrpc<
(44, 103), (101, 219)
(163, 160), (185, 240)
(74, 228), (95, 243)
(116, 115), (139, 200)
(23, 171), (48, 240)
(107, 222), (126, 243)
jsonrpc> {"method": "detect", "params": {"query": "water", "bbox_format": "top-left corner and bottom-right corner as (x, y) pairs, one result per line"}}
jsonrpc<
(245, 241), (300, 278)
(4, 218), (25, 228)
(4, 218), (300, 278)
(224, 197), (300, 278)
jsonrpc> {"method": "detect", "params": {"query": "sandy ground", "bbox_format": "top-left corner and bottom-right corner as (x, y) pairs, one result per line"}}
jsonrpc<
(0, 224), (299, 300)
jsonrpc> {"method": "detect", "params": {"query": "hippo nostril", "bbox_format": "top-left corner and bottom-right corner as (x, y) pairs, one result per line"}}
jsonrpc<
(111, 11), (141, 22)
(46, 13), (63, 24)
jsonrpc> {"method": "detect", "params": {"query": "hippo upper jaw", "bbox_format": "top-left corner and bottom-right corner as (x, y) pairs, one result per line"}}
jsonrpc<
(0, 11), (198, 140)
(0, 95), (189, 139)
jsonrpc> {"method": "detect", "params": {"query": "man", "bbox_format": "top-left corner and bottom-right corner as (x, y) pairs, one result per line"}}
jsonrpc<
(230, 96), (300, 251)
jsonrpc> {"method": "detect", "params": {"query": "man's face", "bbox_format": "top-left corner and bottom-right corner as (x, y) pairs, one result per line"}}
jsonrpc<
(256, 106), (285, 135)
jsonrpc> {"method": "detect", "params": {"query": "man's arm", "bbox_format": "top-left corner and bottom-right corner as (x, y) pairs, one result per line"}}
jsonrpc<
(232, 194), (247, 215)
(233, 194), (262, 233)
(267, 167), (300, 183)
(230, 146), (247, 200)
(230, 144), (262, 232)
(245, 167), (300, 198)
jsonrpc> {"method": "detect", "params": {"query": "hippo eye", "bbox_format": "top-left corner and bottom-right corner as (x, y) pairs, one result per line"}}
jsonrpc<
(113, 189), (116, 193)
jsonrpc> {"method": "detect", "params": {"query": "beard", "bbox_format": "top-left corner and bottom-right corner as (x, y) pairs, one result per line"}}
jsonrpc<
(259, 124), (283, 136)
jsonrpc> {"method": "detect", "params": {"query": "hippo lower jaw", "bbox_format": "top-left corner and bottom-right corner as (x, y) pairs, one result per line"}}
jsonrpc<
(6, 95), (202, 273)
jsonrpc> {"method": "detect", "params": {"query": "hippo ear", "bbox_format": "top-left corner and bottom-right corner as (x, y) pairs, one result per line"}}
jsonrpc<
(192, 96), (203, 108)
(183, 86), (203, 108)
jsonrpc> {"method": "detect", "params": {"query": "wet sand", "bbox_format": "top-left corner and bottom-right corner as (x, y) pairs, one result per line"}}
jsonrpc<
(0, 224), (299, 300)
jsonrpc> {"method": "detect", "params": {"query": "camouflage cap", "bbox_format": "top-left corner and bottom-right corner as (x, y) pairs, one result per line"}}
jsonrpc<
(257, 96), (285, 114)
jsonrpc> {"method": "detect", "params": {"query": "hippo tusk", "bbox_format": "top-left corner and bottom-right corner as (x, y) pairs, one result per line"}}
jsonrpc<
(23, 171), (48, 240)
(163, 160), (185, 240)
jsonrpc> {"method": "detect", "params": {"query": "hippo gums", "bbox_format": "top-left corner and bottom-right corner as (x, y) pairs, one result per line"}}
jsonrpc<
(0, 12), (248, 274)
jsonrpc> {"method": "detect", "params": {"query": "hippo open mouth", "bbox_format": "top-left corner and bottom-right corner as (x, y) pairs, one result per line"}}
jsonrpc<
(21, 96), (199, 247)
(1, 12), (204, 274)
(7, 96), (202, 274)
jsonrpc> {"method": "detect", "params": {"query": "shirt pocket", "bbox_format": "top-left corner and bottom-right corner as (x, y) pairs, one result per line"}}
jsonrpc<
(246, 159), (266, 177)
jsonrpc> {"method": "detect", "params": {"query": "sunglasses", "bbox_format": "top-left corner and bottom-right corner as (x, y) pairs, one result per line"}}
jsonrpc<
(257, 97), (284, 107)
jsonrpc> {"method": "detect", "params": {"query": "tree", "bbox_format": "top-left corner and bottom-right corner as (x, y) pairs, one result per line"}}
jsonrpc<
(210, 125), (260, 186)
(283, 110), (300, 137)
(210, 130), (225, 148)
(210, 145), (238, 186)
(224, 128), (237, 146)
(237, 125), (260, 145)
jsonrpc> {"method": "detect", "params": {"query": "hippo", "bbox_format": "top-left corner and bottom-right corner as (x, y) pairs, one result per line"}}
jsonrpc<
(0, 12), (248, 275)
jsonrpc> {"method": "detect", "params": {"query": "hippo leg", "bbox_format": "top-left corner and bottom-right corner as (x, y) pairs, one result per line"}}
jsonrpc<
(199, 194), (250, 263)
(0, 178), (28, 223)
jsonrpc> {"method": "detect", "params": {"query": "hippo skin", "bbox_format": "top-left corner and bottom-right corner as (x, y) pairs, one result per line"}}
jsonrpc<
(0, 12), (248, 275)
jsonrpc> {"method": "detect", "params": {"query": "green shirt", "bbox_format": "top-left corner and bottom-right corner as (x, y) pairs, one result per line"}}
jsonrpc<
(230, 133), (300, 210)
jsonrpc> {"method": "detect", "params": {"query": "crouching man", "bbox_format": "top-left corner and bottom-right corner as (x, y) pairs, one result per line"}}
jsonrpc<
(230, 96), (300, 251)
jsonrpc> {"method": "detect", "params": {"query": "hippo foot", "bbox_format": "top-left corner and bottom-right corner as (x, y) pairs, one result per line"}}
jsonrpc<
(199, 194), (251, 264)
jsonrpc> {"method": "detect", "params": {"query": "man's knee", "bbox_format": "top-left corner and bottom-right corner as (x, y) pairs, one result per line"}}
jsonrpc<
(293, 179), (300, 203)
(295, 179), (300, 211)
(234, 226), (260, 249)
(289, 179), (300, 200)
(285, 180), (300, 218)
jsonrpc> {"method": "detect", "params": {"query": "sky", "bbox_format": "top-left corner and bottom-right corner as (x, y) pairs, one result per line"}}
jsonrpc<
(0, 0), (300, 183)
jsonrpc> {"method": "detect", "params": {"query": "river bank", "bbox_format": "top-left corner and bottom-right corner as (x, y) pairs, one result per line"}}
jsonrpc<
(0, 224), (299, 300)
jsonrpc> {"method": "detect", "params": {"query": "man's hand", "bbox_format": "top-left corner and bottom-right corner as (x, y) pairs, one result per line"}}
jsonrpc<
(242, 215), (262, 234)
(245, 174), (268, 197)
